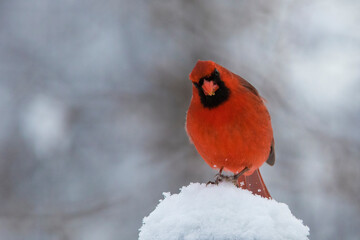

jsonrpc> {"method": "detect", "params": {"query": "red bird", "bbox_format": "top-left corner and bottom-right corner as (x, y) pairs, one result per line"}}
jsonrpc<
(186, 60), (275, 198)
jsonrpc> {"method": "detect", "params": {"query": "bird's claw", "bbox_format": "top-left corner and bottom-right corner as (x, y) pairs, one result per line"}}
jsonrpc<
(233, 178), (240, 187)
(206, 176), (238, 186)
(206, 176), (223, 186)
(206, 167), (249, 187)
(206, 180), (216, 186)
(206, 167), (225, 186)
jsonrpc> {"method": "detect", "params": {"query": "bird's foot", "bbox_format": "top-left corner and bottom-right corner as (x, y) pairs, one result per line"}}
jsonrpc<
(206, 178), (222, 186)
(206, 175), (224, 186)
(206, 167), (250, 187)
(206, 167), (225, 186)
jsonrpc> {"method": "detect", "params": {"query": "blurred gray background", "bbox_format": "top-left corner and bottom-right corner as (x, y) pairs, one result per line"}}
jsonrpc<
(1, 0), (360, 239)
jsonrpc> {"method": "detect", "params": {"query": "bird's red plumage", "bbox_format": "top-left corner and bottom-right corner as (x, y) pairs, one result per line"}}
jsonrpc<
(186, 60), (273, 181)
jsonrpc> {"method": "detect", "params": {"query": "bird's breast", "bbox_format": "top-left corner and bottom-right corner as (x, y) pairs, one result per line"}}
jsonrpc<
(186, 96), (272, 174)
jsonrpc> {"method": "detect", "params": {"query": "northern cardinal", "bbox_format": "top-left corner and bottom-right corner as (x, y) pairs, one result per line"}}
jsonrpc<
(186, 60), (275, 198)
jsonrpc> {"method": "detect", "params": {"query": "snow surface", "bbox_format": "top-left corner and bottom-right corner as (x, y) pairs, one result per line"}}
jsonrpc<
(139, 183), (309, 240)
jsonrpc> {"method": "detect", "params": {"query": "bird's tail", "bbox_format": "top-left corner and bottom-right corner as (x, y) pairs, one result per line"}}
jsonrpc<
(237, 169), (271, 199)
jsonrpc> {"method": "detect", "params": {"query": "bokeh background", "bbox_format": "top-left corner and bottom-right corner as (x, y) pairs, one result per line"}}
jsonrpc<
(1, 0), (360, 239)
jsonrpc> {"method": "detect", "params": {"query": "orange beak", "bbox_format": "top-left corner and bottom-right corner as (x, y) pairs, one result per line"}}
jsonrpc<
(202, 80), (219, 96)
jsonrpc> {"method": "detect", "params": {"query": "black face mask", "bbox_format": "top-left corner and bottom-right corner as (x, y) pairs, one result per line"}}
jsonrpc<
(193, 69), (230, 109)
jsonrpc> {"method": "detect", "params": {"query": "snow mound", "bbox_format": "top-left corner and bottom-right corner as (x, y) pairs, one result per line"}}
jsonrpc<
(139, 182), (309, 240)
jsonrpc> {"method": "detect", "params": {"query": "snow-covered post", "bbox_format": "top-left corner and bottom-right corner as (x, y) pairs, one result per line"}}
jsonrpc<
(139, 183), (309, 240)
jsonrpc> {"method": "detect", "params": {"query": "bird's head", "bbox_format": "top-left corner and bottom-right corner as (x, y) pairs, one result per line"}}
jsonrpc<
(189, 60), (231, 109)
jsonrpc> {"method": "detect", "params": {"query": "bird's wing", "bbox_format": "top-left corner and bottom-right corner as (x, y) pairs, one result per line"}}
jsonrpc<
(235, 73), (275, 166)
(235, 74), (260, 97)
(266, 139), (275, 166)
